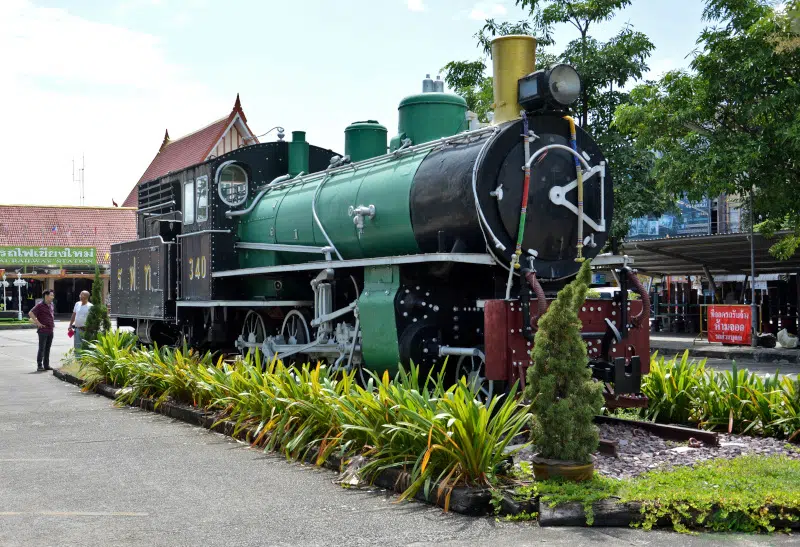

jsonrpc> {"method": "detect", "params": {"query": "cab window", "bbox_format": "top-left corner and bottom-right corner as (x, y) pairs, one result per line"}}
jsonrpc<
(217, 163), (248, 206)
(183, 180), (195, 224)
(196, 175), (209, 223)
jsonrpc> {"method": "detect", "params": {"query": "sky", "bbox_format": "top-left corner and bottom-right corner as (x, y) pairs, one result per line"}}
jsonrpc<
(0, 0), (708, 209)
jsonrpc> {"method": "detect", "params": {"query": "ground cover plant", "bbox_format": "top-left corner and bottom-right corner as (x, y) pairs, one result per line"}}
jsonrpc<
(508, 455), (800, 533)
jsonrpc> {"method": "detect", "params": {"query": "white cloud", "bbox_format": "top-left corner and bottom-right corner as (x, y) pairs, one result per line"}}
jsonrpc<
(469, 2), (507, 20)
(644, 58), (679, 79)
(407, 0), (426, 12)
(0, 0), (226, 207)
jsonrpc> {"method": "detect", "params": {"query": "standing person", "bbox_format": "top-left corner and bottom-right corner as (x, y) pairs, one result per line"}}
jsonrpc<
(68, 290), (93, 349)
(28, 290), (55, 371)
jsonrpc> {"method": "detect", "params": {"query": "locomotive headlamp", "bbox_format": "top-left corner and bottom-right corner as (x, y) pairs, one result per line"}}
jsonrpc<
(518, 64), (581, 111)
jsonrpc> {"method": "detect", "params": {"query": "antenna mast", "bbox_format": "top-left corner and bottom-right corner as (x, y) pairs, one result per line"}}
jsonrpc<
(73, 155), (85, 205)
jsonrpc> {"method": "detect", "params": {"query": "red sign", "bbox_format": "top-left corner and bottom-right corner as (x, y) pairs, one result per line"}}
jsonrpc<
(708, 305), (752, 345)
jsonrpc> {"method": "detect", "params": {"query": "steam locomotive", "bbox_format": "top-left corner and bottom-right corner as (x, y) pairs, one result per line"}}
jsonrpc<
(111, 35), (649, 404)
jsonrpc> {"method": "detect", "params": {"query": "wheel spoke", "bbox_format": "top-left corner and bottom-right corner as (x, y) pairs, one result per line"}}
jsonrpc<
(456, 351), (493, 402)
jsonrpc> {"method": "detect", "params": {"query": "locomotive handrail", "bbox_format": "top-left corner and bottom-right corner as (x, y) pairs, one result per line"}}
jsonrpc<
(235, 242), (329, 254)
(525, 143), (592, 171)
(260, 126), (498, 195)
(527, 144), (607, 232)
(225, 174), (292, 218)
(471, 126), (506, 254)
(212, 252), (497, 278)
(311, 174), (344, 261)
(137, 200), (176, 213)
(176, 229), (231, 239)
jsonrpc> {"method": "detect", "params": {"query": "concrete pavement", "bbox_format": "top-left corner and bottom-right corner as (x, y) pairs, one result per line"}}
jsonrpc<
(0, 322), (795, 546)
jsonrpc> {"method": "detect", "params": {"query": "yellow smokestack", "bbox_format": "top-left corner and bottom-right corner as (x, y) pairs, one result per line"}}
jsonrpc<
(490, 35), (537, 125)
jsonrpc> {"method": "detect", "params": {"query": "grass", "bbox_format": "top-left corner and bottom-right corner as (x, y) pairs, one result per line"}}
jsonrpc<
(508, 455), (800, 533)
(624, 455), (800, 533)
(0, 318), (32, 325)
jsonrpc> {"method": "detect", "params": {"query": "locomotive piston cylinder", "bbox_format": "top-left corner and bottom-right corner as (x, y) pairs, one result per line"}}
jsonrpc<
(490, 35), (537, 124)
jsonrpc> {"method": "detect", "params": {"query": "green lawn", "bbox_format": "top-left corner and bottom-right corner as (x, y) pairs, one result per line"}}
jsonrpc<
(0, 318), (31, 325)
(512, 455), (800, 532)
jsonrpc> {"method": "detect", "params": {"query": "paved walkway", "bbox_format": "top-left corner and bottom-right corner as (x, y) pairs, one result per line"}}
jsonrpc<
(0, 323), (794, 546)
(651, 333), (800, 378)
(651, 333), (800, 364)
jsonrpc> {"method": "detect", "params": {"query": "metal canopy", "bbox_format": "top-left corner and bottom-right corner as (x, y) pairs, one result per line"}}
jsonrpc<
(620, 231), (800, 276)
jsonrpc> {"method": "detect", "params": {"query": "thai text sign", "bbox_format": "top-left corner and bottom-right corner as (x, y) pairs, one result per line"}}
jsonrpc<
(708, 305), (752, 345)
(0, 246), (97, 266)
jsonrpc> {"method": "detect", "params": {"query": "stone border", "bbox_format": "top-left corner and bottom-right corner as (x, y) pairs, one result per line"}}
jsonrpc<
(49, 369), (800, 529)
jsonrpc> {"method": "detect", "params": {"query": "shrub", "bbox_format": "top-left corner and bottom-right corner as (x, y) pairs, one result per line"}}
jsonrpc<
(82, 265), (111, 346)
(641, 351), (706, 424)
(642, 353), (800, 440)
(525, 260), (604, 463)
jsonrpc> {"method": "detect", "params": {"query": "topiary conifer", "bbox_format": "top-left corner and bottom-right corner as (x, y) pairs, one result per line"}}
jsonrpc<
(82, 265), (111, 347)
(524, 259), (604, 464)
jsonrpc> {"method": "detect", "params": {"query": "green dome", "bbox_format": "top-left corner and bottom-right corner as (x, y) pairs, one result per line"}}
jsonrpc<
(398, 92), (468, 108)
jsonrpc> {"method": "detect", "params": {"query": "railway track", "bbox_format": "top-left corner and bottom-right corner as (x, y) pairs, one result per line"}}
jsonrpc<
(595, 415), (719, 457)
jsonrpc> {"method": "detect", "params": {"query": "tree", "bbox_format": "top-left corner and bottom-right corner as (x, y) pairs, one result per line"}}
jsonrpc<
(441, 0), (666, 251)
(82, 265), (111, 346)
(524, 260), (603, 463)
(614, 0), (800, 259)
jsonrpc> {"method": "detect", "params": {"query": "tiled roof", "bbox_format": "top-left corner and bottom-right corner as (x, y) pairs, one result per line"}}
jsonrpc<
(121, 117), (228, 208)
(0, 205), (137, 265)
(122, 95), (257, 208)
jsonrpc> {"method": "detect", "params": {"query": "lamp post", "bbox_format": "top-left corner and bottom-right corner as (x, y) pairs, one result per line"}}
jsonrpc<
(13, 272), (26, 321)
(1, 273), (8, 311)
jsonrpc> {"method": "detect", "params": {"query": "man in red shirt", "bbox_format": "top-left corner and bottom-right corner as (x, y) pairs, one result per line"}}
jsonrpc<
(28, 290), (55, 371)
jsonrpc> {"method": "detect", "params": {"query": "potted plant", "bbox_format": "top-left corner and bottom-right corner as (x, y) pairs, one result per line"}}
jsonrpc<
(524, 260), (604, 481)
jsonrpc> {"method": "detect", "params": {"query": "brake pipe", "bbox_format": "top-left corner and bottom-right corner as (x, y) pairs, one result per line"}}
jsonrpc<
(505, 112), (533, 300)
(563, 115), (585, 262)
(515, 113), (532, 269)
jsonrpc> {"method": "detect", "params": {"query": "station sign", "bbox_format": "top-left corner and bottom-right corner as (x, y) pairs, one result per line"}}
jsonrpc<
(0, 246), (97, 266)
(707, 305), (752, 345)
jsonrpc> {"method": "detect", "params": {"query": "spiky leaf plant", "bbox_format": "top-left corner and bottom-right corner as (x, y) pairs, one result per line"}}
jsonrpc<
(524, 259), (603, 464)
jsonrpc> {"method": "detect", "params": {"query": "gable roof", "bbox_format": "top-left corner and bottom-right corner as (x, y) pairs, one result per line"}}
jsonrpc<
(122, 95), (257, 208)
(0, 205), (137, 265)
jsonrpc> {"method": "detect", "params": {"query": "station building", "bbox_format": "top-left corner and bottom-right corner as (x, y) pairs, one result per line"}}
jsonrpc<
(621, 194), (800, 337)
(1, 95), (257, 317)
(0, 205), (136, 315)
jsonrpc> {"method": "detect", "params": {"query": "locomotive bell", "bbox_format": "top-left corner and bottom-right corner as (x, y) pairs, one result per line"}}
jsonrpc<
(490, 35), (537, 125)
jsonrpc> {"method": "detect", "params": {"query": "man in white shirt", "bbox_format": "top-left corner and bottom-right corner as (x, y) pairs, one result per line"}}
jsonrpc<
(69, 290), (93, 349)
